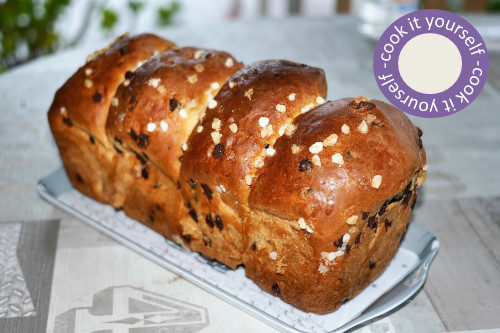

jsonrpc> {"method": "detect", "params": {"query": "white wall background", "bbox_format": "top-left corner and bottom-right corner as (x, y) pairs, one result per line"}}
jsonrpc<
(55, 0), (350, 48)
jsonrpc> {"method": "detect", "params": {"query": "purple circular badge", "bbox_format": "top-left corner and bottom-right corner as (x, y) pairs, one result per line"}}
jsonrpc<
(373, 9), (489, 118)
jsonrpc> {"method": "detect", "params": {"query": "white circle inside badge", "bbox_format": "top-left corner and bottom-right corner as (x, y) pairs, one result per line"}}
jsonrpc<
(398, 33), (462, 94)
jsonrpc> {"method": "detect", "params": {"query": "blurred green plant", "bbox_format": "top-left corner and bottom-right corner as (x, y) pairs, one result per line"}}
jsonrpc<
(128, 1), (145, 14)
(0, 0), (181, 73)
(158, 2), (181, 27)
(100, 7), (119, 32)
(0, 0), (70, 72)
(488, 0), (500, 11)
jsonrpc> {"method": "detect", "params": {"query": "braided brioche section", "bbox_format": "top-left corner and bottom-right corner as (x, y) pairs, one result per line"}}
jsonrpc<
(48, 34), (177, 206)
(48, 33), (427, 314)
(179, 60), (328, 268)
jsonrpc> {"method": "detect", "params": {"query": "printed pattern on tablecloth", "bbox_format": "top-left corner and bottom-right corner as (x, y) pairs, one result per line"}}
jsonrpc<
(0, 223), (36, 318)
(54, 285), (209, 333)
(0, 219), (59, 333)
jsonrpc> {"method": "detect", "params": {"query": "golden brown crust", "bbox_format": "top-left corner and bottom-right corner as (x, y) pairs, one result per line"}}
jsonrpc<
(244, 186), (415, 313)
(106, 47), (243, 181)
(177, 60), (327, 268)
(104, 47), (242, 244)
(180, 60), (327, 205)
(52, 33), (176, 146)
(242, 98), (425, 313)
(47, 35), (427, 314)
(122, 164), (185, 239)
(47, 33), (176, 205)
(250, 98), (424, 237)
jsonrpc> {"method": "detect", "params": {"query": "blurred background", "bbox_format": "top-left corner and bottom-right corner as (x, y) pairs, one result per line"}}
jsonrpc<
(1, 0), (499, 73)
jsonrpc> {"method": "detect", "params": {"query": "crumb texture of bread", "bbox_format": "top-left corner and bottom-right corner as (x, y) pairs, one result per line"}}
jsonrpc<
(48, 34), (427, 314)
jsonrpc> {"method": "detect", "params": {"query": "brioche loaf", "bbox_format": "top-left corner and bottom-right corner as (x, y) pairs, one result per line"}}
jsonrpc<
(48, 33), (427, 314)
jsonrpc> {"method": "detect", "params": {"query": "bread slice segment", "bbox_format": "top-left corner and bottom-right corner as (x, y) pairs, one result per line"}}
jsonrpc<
(105, 47), (243, 241)
(179, 60), (327, 268)
(246, 98), (426, 313)
(48, 34), (176, 206)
